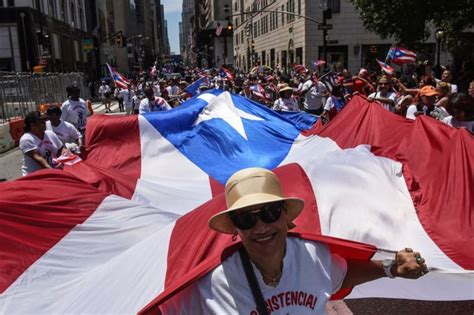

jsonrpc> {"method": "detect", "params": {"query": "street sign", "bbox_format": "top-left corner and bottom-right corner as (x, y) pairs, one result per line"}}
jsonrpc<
(327, 40), (339, 45)
(318, 24), (333, 30)
(83, 39), (93, 51)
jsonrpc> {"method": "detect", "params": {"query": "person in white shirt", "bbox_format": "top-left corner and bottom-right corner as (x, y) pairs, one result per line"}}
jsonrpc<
(406, 85), (440, 120)
(299, 75), (328, 115)
(98, 81), (112, 113)
(119, 84), (135, 115)
(61, 84), (88, 138)
(161, 168), (429, 314)
(368, 76), (398, 112)
(46, 107), (82, 147)
(435, 70), (458, 94)
(19, 111), (64, 176)
(272, 84), (300, 112)
(139, 87), (172, 114)
(166, 79), (180, 98)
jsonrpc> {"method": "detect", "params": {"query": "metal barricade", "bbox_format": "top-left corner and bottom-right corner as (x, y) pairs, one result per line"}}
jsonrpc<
(0, 72), (89, 123)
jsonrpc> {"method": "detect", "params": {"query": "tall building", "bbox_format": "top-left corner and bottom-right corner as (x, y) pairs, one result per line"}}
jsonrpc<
(192, 0), (234, 68)
(181, 0), (194, 65)
(232, 0), (452, 74)
(0, 0), (96, 76)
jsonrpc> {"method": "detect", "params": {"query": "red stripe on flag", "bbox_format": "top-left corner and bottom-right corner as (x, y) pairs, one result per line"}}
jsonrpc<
(0, 171), (108, 293)
(64, 115), (142, 198)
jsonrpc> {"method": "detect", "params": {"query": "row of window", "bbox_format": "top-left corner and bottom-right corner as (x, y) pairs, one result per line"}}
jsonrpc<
(233, 0), (341, 47)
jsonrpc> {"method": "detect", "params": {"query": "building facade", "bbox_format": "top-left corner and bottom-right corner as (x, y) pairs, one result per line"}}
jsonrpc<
(0, 0), (96, 76)
(232, 0), (452, 74)
(190, 0), (234, 68)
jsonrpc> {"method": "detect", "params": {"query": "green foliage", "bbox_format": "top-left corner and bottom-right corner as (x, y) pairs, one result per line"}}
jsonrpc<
(349, 0), (474, 53)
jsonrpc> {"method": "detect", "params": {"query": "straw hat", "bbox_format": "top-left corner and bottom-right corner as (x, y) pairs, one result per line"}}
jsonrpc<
(208, 168), (305, 234)
(278, 84), (293, 93)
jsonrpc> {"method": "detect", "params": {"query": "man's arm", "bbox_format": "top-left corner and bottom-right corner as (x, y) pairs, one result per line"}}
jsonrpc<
(342, 249), (428, 288)
(25, 150), (52, 170)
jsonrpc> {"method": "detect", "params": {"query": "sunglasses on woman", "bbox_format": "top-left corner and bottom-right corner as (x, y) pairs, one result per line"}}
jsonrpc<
(229, 202), (284, 230)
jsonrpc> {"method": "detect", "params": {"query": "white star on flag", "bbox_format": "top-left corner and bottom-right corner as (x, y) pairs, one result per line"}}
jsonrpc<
(194, 91), (264, 140)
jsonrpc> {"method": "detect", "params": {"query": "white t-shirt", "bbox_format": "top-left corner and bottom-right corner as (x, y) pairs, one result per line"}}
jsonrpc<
(302, 80), (327, 111)
(46, 120), (81, 144)
(139, 97), (172, 114)
(272, 97), (300, 112)
(368, 91), (398, 112)
(19, 130), (63, 176)
(160, 237), (347, 315)
(406, 104), (418, 120)
(98, 84), (111, 98)
(441, 116), (474, 132)
(166, 85), (179, 96)
(61, 98), (87, 131)
(119, 89), (135, 108)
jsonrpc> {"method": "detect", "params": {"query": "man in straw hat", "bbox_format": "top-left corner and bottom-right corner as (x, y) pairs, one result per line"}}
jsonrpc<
(272, 84), (300, 112)
(161, 167), (428, 314)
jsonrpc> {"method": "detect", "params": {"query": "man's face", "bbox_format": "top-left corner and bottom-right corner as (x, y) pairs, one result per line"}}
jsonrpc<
(235, 204), (289, 261)
(32, 117), (47, 134)
(47, 113), (60, 125)
(441, 70), (452, 82)
(378, 81), (389, 92)
(70, 89), (80, 100)
(469, 82), (474, 98)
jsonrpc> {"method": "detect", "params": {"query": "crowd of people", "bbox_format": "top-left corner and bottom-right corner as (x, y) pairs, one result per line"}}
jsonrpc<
(18, 60), (473, 177)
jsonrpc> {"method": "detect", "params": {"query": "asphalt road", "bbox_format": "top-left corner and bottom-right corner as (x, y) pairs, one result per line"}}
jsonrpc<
(1, 102), (473, 314)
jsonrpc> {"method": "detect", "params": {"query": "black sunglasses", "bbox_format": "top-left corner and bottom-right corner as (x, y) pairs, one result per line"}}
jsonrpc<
(229, 202), (284, 230)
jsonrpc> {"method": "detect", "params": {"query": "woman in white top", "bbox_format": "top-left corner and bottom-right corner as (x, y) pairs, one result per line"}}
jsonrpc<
(272, 85), (300, 112)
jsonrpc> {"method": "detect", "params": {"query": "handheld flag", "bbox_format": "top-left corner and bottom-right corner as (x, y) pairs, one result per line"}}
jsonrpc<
(293, 64), (307, 74)
(249, 84), (266, 100)
(376, 59), (395, 75)
(312, 60), (326, 69)
(386, 46), (417, 65)
(219, 66), (234, 81)
(106, 63), (130, 89)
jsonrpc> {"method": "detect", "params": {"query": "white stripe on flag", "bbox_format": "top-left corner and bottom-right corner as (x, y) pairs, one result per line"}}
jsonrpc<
(134, 115), (213, 214)
(281, 134), (473, 300)
(0, 195), (178, 314)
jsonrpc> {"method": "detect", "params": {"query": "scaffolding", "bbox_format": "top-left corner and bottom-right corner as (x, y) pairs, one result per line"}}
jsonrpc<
(0, 72), (89, 123)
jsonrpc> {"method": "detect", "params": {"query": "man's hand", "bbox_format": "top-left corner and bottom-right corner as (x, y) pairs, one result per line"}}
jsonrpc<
(392, 248), (428, 279)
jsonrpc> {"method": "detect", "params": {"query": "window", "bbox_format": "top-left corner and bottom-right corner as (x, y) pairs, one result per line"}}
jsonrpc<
(70, 1), (76, 26)
(275, 9), (278, 28)
(60, 0), (67, 22)
(7, 0), (15, 6)
(327, 0), (341, 13)
(281, 5), (284, 24)
(298, 0), (301, 16)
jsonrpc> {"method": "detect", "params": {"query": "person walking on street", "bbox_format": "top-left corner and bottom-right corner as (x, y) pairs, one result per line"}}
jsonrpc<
(19, 111), (64, 176)
(98, 81), (112, 113)
(61, 83), (88, 139)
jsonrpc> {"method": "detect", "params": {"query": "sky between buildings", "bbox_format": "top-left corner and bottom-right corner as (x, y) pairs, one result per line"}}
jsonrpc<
(161, 0), (182, 54)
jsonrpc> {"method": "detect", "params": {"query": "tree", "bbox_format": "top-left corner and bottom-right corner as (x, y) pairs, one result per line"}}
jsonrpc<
(349, 0), (474, 55)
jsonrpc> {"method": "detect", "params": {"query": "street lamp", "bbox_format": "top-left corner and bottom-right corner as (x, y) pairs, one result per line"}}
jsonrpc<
(435, 29), (445, 75)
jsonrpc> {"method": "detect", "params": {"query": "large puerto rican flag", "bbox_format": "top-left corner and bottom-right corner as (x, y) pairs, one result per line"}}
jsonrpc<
(0, 90), (473, 313)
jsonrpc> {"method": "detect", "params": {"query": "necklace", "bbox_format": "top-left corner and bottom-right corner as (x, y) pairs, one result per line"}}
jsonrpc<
(260, 269), (282, 288)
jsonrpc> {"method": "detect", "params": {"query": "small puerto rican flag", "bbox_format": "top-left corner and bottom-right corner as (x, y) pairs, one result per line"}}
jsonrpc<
(376, 59), (395, 75)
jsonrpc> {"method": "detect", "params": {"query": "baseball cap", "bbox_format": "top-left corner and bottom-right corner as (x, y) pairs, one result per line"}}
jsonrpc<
(419, 85), (440, 97)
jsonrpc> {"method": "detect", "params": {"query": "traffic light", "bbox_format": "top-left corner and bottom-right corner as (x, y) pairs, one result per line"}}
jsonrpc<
(42, 34), (51, 48)
(115, 34), (124, 47)
(251, 40), (255, 50)
(227, 22), (233, 32)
